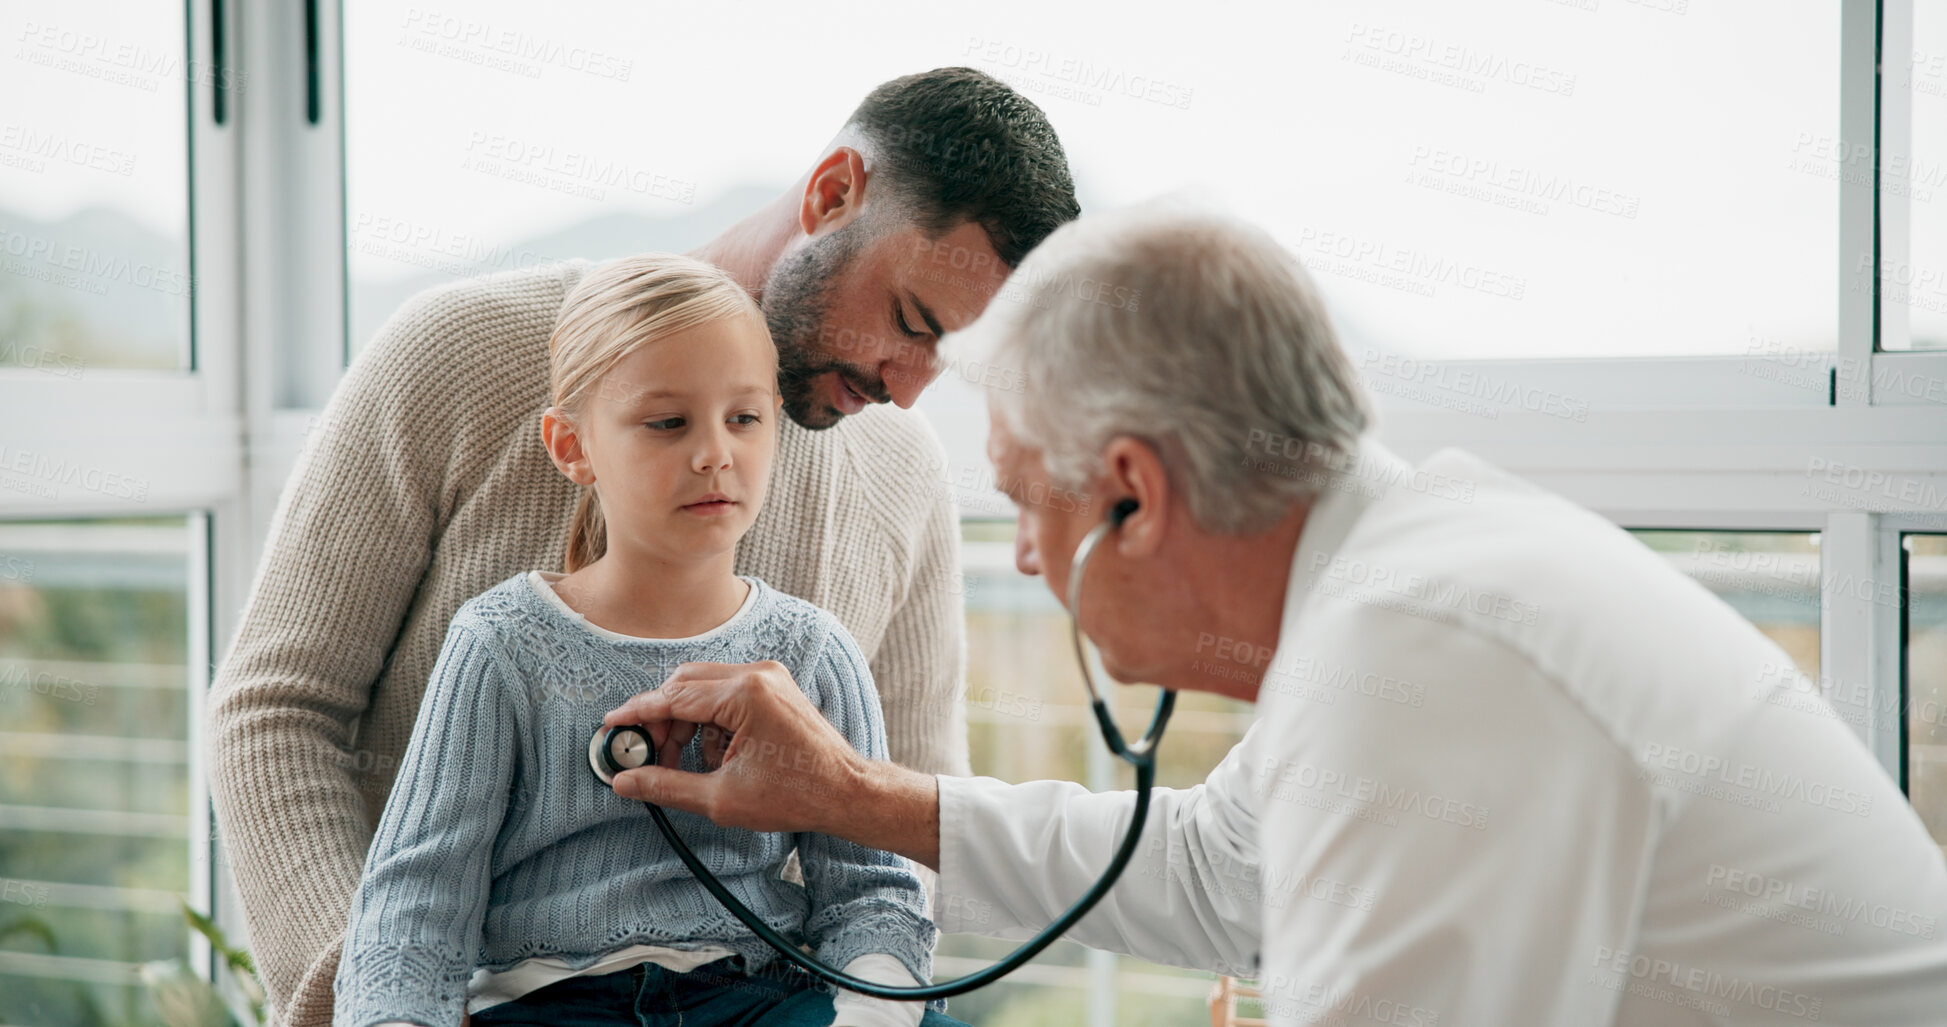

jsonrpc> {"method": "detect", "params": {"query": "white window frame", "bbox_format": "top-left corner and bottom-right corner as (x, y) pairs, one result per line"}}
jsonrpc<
(7, 0), (1941, 1012)
(0, 0), (247, 991)
(1370, 0), (1947, 787)
(243, 0), (1947, 1008)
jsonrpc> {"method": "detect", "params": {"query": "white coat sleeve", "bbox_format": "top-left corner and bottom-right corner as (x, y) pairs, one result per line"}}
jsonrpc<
(934, 722), (1267, 978)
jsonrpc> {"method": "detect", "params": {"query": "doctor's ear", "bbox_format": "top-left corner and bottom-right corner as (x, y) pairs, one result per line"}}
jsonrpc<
(1099, 436), (1170, 557)
(540, 406), (596, 486)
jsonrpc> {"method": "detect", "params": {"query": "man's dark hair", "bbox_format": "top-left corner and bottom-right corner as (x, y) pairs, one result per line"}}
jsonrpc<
(844, 67), (1080, 267)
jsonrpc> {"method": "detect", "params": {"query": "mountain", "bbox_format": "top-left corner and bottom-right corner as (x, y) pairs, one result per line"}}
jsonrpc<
(0, 185), (785, 373)
(0, 204), (190, 372)
(347, 185), (781, 347)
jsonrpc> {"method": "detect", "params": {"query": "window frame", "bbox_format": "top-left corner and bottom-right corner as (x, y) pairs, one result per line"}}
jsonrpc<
(298, 0), (1947, 1007)
(7, 0), (1942, 1013)
(0, 0), (247, 993)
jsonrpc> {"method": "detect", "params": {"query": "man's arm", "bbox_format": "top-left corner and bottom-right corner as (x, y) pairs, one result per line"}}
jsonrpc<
(931, 728), (1265, 977)
(606, 660), (943, 863)
(866, 434), (972, 777)
(603, 663), (1264, 976)
(206, 290), (470, 1026)
(794, 623), (939, 1025)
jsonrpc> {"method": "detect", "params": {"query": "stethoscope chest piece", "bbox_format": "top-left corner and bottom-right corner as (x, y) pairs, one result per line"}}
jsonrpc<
(589, 724), (655, 786)
(578, 497), (1168, 1001)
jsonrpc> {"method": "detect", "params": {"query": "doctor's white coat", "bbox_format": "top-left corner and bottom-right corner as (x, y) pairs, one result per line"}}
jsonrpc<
(935, 439), (1947, 1026)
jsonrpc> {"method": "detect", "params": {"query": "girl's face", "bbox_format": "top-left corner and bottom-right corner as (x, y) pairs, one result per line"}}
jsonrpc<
(546, 313), (783, 565)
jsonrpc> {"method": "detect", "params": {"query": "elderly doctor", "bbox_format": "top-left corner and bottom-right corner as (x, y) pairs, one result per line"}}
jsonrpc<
(602, 203), (1947, 1025)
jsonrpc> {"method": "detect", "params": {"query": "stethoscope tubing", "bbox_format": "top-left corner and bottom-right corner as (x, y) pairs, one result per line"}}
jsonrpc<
(609, 497), (1174, 999)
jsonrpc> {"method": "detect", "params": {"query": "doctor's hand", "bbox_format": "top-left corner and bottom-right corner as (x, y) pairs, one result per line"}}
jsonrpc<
(601, 660), (943, 868)
(602, 660), (855, 831)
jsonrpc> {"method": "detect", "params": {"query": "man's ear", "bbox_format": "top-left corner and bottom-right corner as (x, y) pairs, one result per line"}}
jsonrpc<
(798, 146), (868, 236)
(1100, 435), (1170, 558)
(540, 406), (595, 485)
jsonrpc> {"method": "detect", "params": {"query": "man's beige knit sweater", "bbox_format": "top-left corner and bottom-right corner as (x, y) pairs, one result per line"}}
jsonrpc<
(206, 259), (970, 1027)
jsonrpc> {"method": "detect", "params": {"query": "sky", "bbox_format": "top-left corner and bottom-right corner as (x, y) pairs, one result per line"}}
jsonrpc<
(335, 0), (1871, 360)
(5, 0), (1944, 368)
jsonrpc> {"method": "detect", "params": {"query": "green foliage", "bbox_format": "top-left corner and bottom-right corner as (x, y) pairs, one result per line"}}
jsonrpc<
(138, 960), (238, 1027)
(181, 901), (265, 1025)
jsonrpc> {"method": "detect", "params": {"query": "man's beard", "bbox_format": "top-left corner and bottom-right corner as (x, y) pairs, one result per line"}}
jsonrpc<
(762, 229), (884, 430)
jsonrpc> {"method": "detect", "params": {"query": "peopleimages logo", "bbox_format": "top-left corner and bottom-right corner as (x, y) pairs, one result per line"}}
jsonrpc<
(1289, 227), (1528, 300)
(963, 36), (1195, 110)
(0, 444), (149, 502)
(0, 228), (192, 297)
(1310, 552), (1538, 627)
(1256, 756), (1491, 830)
(1243, 431), (1479, 504)
(1641, 742), (1875, 816)
(0, 663), (101, 706)
(1705, 864), (1937, 939)
(1590, 947), (1822, 1020)
(0, 880), (49, 909)
(400, 9), (634, 81)
(1343, 23), (1577, 96)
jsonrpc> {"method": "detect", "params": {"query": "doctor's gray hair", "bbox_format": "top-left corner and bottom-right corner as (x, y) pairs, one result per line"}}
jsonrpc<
(961, 203), (1371, 535)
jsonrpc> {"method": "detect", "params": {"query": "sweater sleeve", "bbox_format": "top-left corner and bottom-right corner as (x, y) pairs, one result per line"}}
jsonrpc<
(870, 468), (971, 778)
(206, 288), (472, 1027)
(333, 618), (516, 1027)
(794, 619), (944, 1012)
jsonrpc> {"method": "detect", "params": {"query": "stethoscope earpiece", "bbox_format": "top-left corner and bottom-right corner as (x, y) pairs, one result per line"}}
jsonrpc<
(588, 724), (656, 786)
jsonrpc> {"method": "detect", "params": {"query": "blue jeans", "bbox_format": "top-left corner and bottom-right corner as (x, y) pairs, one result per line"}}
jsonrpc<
(468, 955), (968, 1027)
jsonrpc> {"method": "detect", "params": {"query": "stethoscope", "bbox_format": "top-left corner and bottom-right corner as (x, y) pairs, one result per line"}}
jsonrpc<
(588, 497), (1175, 1000)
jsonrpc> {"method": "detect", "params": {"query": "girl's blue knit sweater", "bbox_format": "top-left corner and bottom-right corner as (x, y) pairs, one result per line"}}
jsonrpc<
(333, 571), (936, 1027)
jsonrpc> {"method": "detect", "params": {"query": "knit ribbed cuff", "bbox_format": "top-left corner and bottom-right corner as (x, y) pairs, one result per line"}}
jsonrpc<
(333, 940), (472, 1027)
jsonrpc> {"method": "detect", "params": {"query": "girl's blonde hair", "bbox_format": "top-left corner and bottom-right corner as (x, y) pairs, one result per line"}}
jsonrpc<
(547, 254), (767, 573)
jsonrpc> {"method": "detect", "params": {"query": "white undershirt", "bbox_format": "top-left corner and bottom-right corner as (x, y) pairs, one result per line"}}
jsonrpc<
(467, 942), (736, 1013)
(525, 569), (758, 643)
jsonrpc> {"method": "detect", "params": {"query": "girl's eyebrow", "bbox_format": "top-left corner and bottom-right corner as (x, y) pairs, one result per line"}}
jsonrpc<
(617, 384), (774, 407)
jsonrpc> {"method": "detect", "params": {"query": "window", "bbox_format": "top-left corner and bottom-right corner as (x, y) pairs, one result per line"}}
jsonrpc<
(951, 519), (1253, 1023)
(342, 0), (1841, 364)
(0, 6), (194, 372)
(1631, 531), (1821, 676)
(0, 518), (194, 1023)
(1888, 3), (1947, 351)
(1906, 535), (1947, 857)
(324, 1), (1943, 1021)
(4, 1), (1939, 1022)
(0, 0), (237, 1015)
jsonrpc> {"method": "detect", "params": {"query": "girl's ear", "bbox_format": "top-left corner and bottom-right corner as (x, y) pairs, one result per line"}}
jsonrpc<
(540, 406), (595, 485)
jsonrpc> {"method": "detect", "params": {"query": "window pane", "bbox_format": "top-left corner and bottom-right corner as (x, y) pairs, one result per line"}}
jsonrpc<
(0, 518), (193, 1024)
(1906, 535), (1947, 858)
(0, 7), (193, 372)
(343, 0), (1836, 362)
(1629, 530), (1821, 676)
(951, 518), (1246, 1025)
(1895, 4), (1947, 350)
